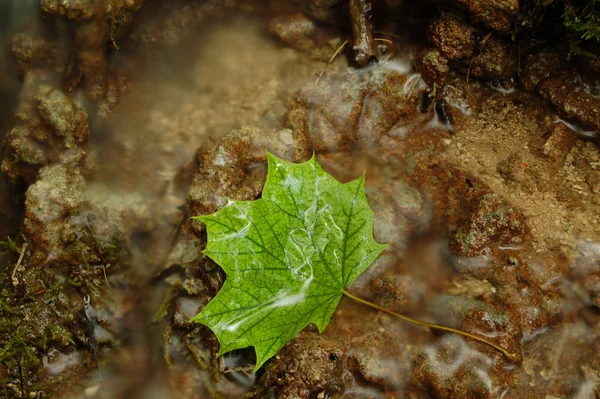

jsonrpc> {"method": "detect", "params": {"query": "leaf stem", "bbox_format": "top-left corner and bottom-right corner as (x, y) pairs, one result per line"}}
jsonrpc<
(342, 290), (518, 361)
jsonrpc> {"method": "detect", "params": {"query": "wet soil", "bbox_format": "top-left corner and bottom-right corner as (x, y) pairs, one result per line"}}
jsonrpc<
(1, 1), (599, 398)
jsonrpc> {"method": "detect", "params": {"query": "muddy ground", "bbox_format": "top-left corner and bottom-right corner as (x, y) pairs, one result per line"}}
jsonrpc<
(0, 0), (599, 398)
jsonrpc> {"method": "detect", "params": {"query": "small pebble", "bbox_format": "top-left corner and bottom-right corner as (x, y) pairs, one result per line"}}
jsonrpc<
(565, 153), (574, 164)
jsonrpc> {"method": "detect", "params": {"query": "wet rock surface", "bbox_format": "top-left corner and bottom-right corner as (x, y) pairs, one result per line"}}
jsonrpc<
(184, 125), (311, 221)
(414, 48), (450, 88)
(0, 159), (150, 397)
(414, 0), (600, 138)
(1, 0), (600, 398)
(433, 0), (518, 33)
(520, 48), (567, 93)
(419, 11), (518, 85)
(538, 69), (600, 134)
(1, 79), (90, 185)
(246, 333), (347, 398)
(268, 12), (319, 53)
(429, 12), (475, 62)
(11, 32), (65, 76)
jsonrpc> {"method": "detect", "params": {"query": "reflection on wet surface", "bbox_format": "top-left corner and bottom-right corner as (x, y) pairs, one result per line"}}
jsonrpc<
(0, 1), (599, 398)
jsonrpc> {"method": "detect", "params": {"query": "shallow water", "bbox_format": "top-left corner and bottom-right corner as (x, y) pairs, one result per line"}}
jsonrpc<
(1, 1), (600, 398)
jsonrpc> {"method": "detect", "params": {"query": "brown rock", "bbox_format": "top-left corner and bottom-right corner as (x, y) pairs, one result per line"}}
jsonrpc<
(296, 66), (410, 152)
(541, 123), (577, 162)
(1, 77), (90, 184)
(11, 33), (64, 76)
(37, 87), (90, 145)
(302, 0), (344, 24)
(412, 336), (511, 399)
(22, 164), (85, 265)
(371, 274), (417, 312)
(41, 0), (98, 21)
(450, 191), (530, 258)
(105, 0), (145, 41)
(538, 70), (600, 133)
(129, 0), (235, 46)
(520, 48), (566, 92)
(414, 48), (450, 88)
(433, 0), (519, 33)
(425, 12), (517, 81)
(469, 36), (517, 80)
(185, 126), (311, 222)
(246, 333), (347, 399)
(429, 12), (475, 61)
(346, 329), (408, 392)
(269, 12), (317, 52)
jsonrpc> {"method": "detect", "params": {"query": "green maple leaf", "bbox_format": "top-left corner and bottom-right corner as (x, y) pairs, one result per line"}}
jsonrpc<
(191, 152), (387, 370)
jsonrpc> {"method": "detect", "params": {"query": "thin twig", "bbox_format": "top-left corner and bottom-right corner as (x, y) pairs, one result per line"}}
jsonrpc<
(374, 38), (394, 46)
(373, 30), (403, 40)
(400, 75), (421, 112)
(374, 38), (396, 60)
(223, 365), (255, 374)
(11, 243), (28, 286)
(102, 264), (111, 289)
(465, 56), (474, 100)
(314, 39), (349, 86)
(466, 32), (493, 100)
(342, 289), (518, 360)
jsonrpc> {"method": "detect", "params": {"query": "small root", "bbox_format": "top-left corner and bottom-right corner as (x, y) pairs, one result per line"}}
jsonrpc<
(374, 37), (396, 60)
(223, 365), (255, 375)
(162, 324), (173, 368)
(102, 264), (111, 289)
(373, 30), (403, 40)
(465, 32), (493, 100)
(314, 36), (396, 87)
(465, 56), (474, 100)
(11, 243), (28, 286)
(343, 289), (518, 361)
(314, 39), (349, 86)
(400, 75), (421, 112)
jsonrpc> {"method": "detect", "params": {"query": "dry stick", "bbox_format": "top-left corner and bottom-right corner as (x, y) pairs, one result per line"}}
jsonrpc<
(314, 39), (349, 86)
(101, 264), (111, 289)
(400, 75), (421, 112)
(315, 36), (395, 87)
(373, 30), (403, 40)
(349, 0), (378, 67)
(11, 243), (28, 286)
(465, 32), (493, 100)
(465, 56), (475, 100)
(342, 289), (518, 361)
(223, 365), (255, 374)
(374, 38), (394, 46)
(374, 38), (396, 60)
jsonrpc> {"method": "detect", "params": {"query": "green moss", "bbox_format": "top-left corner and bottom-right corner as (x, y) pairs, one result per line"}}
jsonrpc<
(48, 325), (75, 347)
(0, 236), (19, 257)
(0, 299), (16, 314)
(0, 335), (39, 367)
